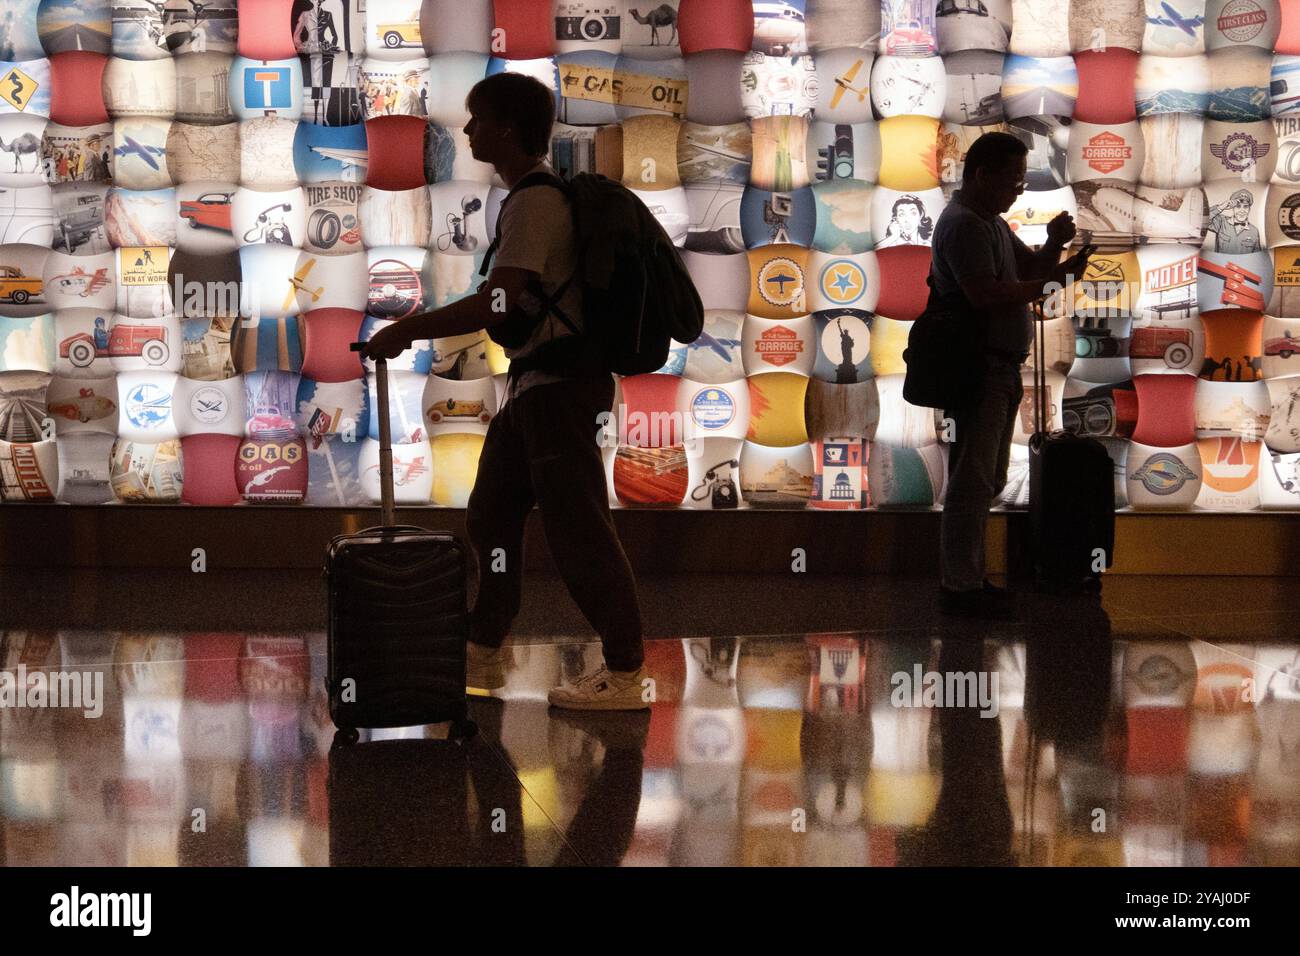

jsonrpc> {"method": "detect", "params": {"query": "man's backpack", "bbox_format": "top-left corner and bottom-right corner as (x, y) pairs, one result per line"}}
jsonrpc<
(479, 171), (704, 377)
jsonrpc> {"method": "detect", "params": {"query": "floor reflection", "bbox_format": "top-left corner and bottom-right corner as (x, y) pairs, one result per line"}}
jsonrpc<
(1, 603), (1298, 866)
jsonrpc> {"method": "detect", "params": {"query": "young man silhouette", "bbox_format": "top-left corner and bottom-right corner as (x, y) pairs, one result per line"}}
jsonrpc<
(362, 72), (648, 710)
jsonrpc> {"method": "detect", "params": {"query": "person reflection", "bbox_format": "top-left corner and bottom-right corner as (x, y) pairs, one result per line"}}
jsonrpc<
(466, 698), (527, 866)
(550, 710), (649, 867)
(915, 639), (1015, 866)
(1021, 596), (1114, 866)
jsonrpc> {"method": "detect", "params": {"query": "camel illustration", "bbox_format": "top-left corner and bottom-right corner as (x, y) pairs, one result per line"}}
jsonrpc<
(1199, 355), (1230, 379)
(629, 5), (678, 46)
(0, 132), (40, 173)
(1199, 353), (1263, 381)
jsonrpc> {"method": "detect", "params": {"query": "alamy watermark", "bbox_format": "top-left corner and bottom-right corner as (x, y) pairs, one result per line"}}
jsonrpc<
(890, 664), (1000, 718)
(0, 666), (104, 718)
(50, 887), (151, 936)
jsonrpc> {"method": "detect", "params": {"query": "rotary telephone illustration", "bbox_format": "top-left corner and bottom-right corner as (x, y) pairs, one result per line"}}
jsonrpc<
(690, 458), (739, 509)
(243, 202), (294, 245)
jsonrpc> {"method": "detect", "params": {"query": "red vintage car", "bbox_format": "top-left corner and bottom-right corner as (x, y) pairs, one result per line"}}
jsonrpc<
(1265, 331), (1300, 359)
(179, 192), (234, 232)
(885, 23), (934, 55)
(59, 324), (169, 367)
(248, 404), (298, 439)
(1131, 326), (1193, 368)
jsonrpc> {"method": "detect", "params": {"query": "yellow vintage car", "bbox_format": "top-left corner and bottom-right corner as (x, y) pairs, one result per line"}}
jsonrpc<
(1002, 206), (1059, 233)
(378, 21), (421, 49)
(0, 264), (42, 304)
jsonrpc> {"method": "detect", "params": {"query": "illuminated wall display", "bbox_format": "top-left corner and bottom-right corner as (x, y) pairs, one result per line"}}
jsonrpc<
(3, 0), (1299, 511)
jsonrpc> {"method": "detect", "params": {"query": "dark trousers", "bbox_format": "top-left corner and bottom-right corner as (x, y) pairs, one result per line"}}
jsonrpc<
(940, 358), (1024, 591)
(465, 373), (645, 672)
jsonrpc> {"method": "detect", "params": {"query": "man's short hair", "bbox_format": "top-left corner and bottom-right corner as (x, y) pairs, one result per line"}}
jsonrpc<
(466, 73), (555, 159)
(962, 131), (1029, 186)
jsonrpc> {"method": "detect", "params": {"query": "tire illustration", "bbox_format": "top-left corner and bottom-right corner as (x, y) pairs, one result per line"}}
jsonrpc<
(308, 208), (341, 249)
(143, 339), (168, 365)
(68, 338), (95, 367)
(1164, 341), (1192, 368)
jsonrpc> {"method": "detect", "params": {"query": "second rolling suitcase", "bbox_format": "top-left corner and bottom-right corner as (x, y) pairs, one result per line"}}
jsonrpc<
(1027, 302), (1116, 591)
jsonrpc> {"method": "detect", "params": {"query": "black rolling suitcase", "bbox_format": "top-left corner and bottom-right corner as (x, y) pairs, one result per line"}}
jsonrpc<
(323, 344), (475, 743)
(1027, 301), (1115, 591)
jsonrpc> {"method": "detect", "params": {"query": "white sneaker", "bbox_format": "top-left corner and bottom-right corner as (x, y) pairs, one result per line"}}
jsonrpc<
(547, 664), (650, 711)
(466, 641), (508, 692)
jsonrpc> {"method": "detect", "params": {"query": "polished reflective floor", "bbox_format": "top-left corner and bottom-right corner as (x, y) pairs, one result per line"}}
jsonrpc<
(2, 588), (1297, 866)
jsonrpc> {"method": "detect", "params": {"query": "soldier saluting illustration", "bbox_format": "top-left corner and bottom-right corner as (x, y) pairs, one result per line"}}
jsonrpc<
(1207, 189), (1262, 254)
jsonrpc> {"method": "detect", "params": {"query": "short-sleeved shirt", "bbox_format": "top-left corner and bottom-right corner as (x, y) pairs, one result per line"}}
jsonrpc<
(490, 162), (586, 401)
(929, 189), (1033, 355)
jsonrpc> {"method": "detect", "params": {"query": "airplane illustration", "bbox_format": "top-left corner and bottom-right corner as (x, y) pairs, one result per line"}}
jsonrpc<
(767, 271), (799, 295)
(681, 135), (748, 163)
(830, 60), (869, 109)
(367, 458), (431, 484)
(127, 388), (172, 425)
(686, 330), (742, 362)
(283, 259), (325, 312)
(195, 396), (224, 414)
(1146, 2), (1203, 37)
(753, 1), (806, 55)
(114, 136), (166, 171)
(309, 145), (370, 171)
(50, 266), (111, 298)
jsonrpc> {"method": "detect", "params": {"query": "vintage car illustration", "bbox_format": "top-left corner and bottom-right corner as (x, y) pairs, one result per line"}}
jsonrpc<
(427, 397), (491, 425)
(0, 264), (41, 304)
(248, 403), (298, 439)
(179, 191), (234, 232)
(378, 21), (421, 48)
(1130, 325), (1193, 368)
(59, 323), (170, 367)
(1004, 206), (1059, 233)
(885, 23), (933, 55)
(1264, 330), (1300, 359)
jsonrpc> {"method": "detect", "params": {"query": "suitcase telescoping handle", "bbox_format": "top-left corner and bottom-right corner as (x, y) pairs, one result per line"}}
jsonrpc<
(1031, 296), (1047, 439)
(351, 342), (396, 528)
